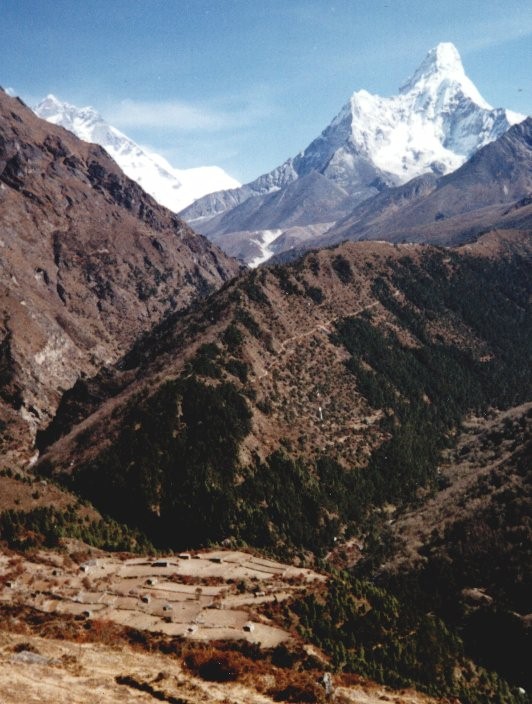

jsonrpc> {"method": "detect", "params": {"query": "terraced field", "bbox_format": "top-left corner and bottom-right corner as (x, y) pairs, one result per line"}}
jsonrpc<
(0, 548), (323, 648)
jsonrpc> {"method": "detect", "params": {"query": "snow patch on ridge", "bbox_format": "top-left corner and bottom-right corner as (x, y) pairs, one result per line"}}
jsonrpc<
(249, 229), (283, 268)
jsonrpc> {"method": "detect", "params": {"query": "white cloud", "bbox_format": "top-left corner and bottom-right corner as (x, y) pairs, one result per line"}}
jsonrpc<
(106, 92), (276, 133)
(107, 99), (228, 131)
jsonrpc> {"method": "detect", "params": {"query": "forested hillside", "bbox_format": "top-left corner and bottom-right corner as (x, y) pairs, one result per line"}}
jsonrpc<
(30, 230), (532, 701)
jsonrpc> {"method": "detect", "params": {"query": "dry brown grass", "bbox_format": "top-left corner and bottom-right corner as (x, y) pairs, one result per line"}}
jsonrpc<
(0, 592), (441, 704)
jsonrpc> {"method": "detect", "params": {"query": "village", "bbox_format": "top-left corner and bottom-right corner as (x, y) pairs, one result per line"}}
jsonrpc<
(0, 546), (324, 649)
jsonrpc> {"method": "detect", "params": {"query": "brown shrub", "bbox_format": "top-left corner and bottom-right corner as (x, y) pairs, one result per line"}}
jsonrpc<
(184, 647), (251, 682)
(69, 550), (92, 565)
(267, 668), (325, 703)
(86, 619), (120, 646)
(7, 556), (24, 574)
(340, 672), (368, 687)
(12, 641), (39, 653)
(176, 574), (225, 586)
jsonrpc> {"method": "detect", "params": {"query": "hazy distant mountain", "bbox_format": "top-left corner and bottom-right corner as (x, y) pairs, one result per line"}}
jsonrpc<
(34, 94), (240, 212)
(180, 42), (525, 264)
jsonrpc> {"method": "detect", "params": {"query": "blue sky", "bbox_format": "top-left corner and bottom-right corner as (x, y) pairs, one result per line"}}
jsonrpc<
(3, 0), (531, 183)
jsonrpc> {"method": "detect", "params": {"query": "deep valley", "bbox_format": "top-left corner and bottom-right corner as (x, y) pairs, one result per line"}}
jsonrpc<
(0, 48), (530, 704)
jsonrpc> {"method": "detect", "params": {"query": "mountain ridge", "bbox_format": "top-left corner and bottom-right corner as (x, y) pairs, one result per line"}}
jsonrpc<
(34, 94), (240, 212)
(0, 88), (240, 464)
(180, 42), (525, 264)
(319, 116), (532, 247)
(38, 230), (532, 523)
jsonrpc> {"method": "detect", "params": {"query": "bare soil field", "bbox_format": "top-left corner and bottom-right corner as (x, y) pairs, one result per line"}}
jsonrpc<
(0, 547), (323, 648)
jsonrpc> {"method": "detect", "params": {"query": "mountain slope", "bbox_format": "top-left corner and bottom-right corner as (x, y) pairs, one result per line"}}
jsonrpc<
(203, 171), (354, 263)
(369, 402), (532, 689)
(0, 89), (240, 464)
(22, 229), (531, 703)
(180, 43), (524, 264)
(34, 94), (240, 212)
(320, 116), (532, 246)
(37, 231), (531, 543)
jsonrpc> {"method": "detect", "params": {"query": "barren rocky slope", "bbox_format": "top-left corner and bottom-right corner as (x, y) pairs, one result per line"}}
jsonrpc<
(0, 89), (240, 464)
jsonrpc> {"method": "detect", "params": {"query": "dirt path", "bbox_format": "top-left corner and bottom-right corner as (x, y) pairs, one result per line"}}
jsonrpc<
(279, 300), (379, 353)
(257, 301), (379, 380)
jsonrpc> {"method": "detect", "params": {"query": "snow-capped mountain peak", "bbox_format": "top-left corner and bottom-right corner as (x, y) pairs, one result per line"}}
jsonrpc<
(180, 42), (526, 266)
(36, 94), (149, 163)
(34, 95), (240, 212)
(416, 41), (464, 73)
(342, 42), (525, 181)
(36, 93), (63, 113)
(399, 42), (491, 109)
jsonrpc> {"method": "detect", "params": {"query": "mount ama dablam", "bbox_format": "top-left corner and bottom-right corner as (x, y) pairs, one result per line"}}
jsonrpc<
(180, 42), (526, 264)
